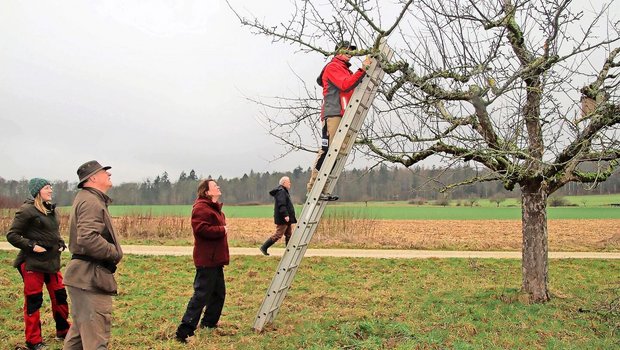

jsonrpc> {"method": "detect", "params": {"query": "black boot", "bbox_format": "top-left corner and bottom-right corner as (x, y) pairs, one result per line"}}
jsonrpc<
(175, 324), (194, 343)
(319, 194), (339, 201)
(259, 238), (275, 256)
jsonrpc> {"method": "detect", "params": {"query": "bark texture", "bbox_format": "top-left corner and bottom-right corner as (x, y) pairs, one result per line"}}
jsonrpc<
(521, 183), (550, 302)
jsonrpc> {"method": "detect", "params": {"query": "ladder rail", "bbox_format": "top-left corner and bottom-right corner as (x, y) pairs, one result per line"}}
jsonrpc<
(253, 199), (328, 328)
(253, 39), (393, 332)
(253, 197), (328, 327)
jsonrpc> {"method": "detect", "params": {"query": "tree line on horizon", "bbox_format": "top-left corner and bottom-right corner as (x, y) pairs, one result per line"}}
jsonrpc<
(1, 165), (619, 208)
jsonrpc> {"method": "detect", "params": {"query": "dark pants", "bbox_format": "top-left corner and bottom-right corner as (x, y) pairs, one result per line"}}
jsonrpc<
(177, 266), (226, 338)
(18, 263), (71, 346)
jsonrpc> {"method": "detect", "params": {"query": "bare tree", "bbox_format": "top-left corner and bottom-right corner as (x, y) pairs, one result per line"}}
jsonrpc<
(230, 0), (620, 302)
(490, 193), (507, 207)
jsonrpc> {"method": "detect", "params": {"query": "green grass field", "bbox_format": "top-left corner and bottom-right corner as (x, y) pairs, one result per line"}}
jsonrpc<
(559, 193), (620, 206)
(94, 203), (620, 220)
(6, 194), (618, 220)
(1, 252), (617, 349)
(474, 193), (620, 207)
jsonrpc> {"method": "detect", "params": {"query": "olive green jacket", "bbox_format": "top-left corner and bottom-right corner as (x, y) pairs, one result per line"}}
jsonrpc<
(6, 200), (65, 273)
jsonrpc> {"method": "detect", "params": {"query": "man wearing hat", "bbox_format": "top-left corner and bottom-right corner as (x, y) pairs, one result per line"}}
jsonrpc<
(307, 40), (373, 195)
(63, 160), (123, 350)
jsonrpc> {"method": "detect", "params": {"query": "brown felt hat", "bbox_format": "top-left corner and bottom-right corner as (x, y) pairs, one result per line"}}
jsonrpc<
(77, 160), (111, 188)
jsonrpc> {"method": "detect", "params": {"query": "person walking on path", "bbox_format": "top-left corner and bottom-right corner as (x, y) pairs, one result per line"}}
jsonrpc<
(260, 176), (298, 255)
(6, 178), (71, 350)
(176, 179), (229, 343)
(307, 40), (372, 194)
(63, 160), (123, 350)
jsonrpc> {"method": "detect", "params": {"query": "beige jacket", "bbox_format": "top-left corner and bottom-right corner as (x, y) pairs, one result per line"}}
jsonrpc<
(64, 187), (123, 293)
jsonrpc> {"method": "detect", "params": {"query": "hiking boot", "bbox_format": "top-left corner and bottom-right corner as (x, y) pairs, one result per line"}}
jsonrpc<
(200, 322), (218, 329)
(319, 194), (339, 201)
(27, 343), (47, 350)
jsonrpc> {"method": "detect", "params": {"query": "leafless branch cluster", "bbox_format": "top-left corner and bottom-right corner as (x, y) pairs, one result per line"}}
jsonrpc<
(227, 0), (412, 55)
(231, 0), (620, 194)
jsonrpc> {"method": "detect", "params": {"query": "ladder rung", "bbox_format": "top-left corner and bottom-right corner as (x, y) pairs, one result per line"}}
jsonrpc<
(289, 244), (308, 251)
(282, 264), (299, 272)
(274, 284), (291, 294)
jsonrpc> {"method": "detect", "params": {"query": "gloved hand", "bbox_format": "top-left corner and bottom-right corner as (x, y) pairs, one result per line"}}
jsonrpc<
(362, 56), (373, 71)
(101, 261), (118, 273)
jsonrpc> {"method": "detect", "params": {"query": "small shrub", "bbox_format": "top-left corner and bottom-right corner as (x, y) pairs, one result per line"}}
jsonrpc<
(467, 198), (479, 207)
(407, 197), (427, 205)
(436, 198), (450, 207)
(549, 196), (571, 207)
(490, 194), (507, 207)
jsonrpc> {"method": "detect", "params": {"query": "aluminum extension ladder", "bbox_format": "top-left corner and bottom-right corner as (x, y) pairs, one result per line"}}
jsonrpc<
(253, 39), (394, 332)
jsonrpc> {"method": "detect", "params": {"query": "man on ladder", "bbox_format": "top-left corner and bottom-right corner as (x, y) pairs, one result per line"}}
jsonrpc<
(306, 40), (373, 197)
(254, 38), (392, 332)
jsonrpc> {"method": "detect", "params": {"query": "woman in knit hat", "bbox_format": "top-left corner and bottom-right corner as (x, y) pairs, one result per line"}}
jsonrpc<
(6, 178), (71, 350)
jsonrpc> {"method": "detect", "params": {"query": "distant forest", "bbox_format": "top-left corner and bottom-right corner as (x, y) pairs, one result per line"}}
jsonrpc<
(1, 165), (619, 208)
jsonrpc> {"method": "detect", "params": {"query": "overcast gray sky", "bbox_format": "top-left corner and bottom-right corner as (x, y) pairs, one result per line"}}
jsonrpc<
(0, 0), (338, 183)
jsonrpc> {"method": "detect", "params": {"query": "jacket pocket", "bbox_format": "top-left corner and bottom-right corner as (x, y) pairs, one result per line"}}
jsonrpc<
(29, 249), (53, 261)
(93, 265), (118, 294)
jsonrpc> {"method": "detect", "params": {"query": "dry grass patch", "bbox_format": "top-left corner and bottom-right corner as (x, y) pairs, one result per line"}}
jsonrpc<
(1, 212), (618, 251)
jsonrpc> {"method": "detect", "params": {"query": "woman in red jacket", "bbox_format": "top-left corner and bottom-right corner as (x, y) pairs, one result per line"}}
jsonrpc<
(176, 179), (229, 343)
(6, 178), (70, 350)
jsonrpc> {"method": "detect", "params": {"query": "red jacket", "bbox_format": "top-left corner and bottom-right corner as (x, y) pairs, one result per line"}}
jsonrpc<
(319, 56), (366, 120)
(191, 198), (229, 267)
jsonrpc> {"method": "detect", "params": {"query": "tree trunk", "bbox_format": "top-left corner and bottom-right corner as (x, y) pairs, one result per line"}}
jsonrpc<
(521, 182), (550, 302)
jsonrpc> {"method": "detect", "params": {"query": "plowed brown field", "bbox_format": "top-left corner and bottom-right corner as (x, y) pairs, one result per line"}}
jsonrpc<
(2, 215), (618, 251)
(227, 218), (620, 251)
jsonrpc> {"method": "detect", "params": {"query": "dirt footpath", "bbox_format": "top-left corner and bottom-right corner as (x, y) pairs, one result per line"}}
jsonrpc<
(1, 242), (619, 259)
(101, 246), (620, 259)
